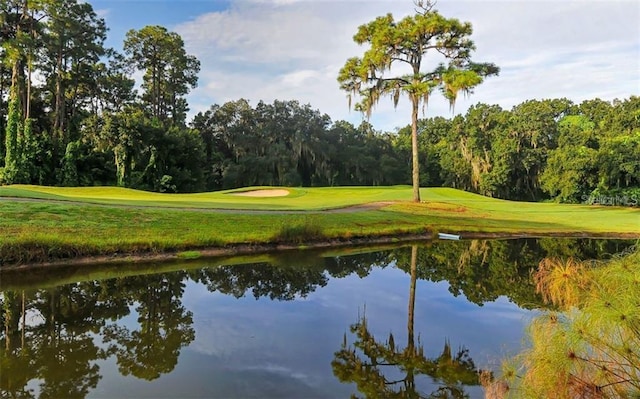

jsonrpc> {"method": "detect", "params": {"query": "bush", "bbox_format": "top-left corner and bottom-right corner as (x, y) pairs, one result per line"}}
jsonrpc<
(489, 246), (640, 399)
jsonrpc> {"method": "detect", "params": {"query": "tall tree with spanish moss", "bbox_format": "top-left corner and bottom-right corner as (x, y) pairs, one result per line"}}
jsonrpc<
(338, 0), (499, 202)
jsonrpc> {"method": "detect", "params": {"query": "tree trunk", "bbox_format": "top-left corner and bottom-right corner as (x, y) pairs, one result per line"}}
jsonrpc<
(54, 40), (64, 138)
(26, 57), (31, 120)
(26, 6), (35, 119)
(0, 65), (5, 163)
(406, 245), (418, 392)
(115, 150), (127, 187)
(21, 290), (26, 348)
(407, 245), (418, 349)
(411, 97), (421, 202)
(11, 56), (23, 107)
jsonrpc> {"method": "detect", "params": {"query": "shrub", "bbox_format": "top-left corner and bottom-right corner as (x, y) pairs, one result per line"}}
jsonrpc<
(488, 246), (640, 399)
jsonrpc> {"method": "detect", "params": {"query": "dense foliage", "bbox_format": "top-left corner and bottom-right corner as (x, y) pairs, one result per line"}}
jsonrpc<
(1, 0), (638, 203)
(492, 246), (640, 399)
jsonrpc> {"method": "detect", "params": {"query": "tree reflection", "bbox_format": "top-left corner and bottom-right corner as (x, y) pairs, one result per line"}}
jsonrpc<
(0, 281), (130, 399)
(193, 261), (328, 300)
(0, 273), (195, 397)
(1, 291), (36, 399)
(0, 238), (633, 397)
(103, 273), (195, 381)
(333, 246), (481, 398)
(406, 238), (635, 308)
(32, 281), (136, 398)
(191, 250), (392, 300)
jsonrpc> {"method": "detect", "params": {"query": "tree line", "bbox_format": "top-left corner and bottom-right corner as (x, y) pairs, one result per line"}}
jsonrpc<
(1, 0), (638, 203)
(412, 97), (640, 203)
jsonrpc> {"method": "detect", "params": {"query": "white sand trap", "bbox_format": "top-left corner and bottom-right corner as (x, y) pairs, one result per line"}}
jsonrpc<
(231, 189), (290, 197)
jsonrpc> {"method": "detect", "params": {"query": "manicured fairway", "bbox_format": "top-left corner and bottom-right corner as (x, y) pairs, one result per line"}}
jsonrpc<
(0, 184), (416, 210)
(0, 185), (638, 266)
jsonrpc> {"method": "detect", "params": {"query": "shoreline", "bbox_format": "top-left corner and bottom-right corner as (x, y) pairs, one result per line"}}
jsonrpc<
(2, 186), (638, 270)
(2, 230), (637, 271)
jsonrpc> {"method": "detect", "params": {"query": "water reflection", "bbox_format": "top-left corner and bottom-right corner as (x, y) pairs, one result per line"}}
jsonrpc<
(0, 238), (634, 398)
(102, 274), (194, 381)
(334, 246), (481, 398)
(189, 250), (390, 300)
(2, 284), (122, 398)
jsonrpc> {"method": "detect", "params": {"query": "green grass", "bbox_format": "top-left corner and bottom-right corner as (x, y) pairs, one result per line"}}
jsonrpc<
(0, 184), (414, 210)
(0, 185), (638, 265)
(176, 250), (202, 259)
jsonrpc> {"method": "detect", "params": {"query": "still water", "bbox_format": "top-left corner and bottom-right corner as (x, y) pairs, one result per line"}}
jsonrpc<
(1, 238), (634, 398)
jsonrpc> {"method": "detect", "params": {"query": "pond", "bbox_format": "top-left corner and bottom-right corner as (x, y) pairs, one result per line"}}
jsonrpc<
(0, 238), (635, 398)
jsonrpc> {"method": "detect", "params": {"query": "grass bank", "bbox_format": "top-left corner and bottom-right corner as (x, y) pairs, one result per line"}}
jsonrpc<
(1, 185), (638, 266)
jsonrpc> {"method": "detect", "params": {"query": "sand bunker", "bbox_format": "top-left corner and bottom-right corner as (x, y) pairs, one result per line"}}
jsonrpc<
(231, 189), (290, 197)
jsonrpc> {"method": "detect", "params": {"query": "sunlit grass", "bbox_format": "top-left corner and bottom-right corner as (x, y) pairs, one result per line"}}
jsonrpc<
(0, 184), (416, 210)
(0, 185), (638, 265)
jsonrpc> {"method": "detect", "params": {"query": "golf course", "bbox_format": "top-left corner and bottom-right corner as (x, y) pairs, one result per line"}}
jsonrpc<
(1, 184), (638, 267)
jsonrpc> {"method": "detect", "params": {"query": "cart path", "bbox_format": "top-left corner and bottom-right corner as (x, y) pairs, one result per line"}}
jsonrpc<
(0, 196), (395, 214)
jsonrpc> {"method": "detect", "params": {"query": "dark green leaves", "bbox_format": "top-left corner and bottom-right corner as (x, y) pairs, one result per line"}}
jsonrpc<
(338, 8), (499, 115)
(124, 25), (201, 127)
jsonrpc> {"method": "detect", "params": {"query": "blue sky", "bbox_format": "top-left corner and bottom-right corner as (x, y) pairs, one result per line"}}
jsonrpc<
(88, 0), (640, 132)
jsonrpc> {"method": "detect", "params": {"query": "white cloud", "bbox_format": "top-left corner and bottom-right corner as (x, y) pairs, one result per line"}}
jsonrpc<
(281, 69), (323, 88)
(176, 0), (640, 131)
(95, 8), (110, 18)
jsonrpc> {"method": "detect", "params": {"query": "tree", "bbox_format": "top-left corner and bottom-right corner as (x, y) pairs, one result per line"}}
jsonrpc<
(42, 0), (107, 146)
(0, 0), (111, 185)
(508, 98), (575, 201)
(338, 1), (498, 202)
(0, 62), (7, 166)
(139, 126), (206, 193)
(325, 120), (403, 186)
(396, 116), (451, 188)
(89, 51), (137, 115)
(123, 25), (200, 127)
(191, 99), (336, 189)
(190, 102), (240, 190)
(540, 114), (598, 202)
(253, 100), (332, 186)
(432, 105), (508, 197)
(594, 96), (640, 200)
(2, 89), (21, 183)
(1, 0), (39, 184)
(96, 108), (162, 187)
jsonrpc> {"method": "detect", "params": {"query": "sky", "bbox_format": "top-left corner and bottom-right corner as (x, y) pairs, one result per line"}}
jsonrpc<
(88, 0), (640, 132)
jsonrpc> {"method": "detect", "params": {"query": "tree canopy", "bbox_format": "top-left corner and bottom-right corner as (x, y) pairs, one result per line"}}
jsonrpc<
(338, 1), (499, 201)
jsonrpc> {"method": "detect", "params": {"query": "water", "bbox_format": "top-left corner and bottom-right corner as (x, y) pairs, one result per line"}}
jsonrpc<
(1, 238), (634, 398)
